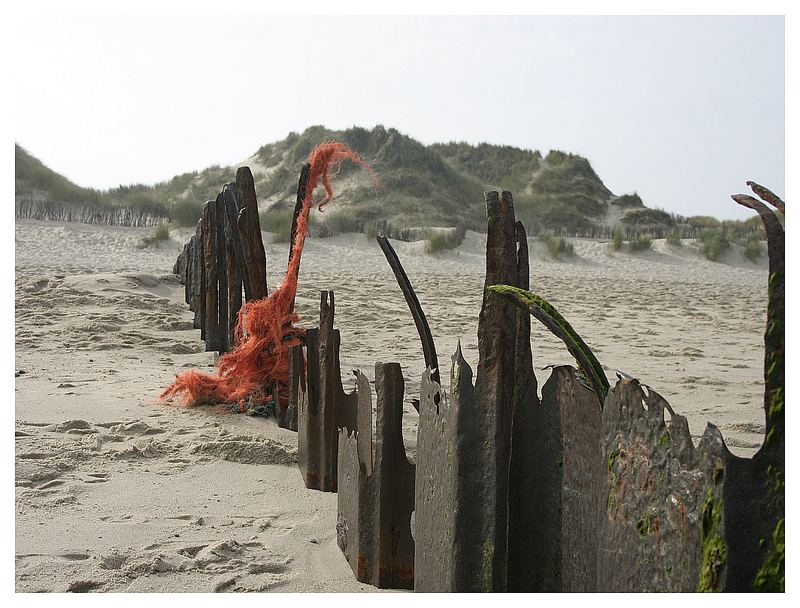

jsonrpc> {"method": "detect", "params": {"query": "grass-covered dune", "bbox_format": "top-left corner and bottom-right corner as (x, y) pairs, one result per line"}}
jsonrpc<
(15, 126), (767, 246)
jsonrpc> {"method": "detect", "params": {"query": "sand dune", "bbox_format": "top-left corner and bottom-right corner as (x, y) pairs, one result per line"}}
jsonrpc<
(15, 218), (769, 592)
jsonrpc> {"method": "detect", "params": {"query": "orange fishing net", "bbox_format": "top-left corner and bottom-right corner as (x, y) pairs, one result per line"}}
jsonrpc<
(161, 141), (373, 408)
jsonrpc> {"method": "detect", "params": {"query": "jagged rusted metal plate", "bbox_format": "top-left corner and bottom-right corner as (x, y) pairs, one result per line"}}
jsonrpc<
(297, 291), (357, 492)
(376, 234), (439, 392)
(414, 191), (538, 592)
(525, 365), (603, 592)
(336, 364), (415, 589)
(413, 348), (468, 591)
(597, 380), (728, 591)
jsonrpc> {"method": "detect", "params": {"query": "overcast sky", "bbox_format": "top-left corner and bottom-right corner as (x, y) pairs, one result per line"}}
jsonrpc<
(14, 15), (784, 219)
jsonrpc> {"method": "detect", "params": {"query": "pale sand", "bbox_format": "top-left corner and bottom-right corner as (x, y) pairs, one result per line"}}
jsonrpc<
(14, 218), (769, 592)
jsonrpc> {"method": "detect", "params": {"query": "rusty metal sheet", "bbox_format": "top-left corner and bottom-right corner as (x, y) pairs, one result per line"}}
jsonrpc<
(214, 192), (229, 353)
(506, 218), (541, 591)
(597, 379), (726, 591)
(192, 222), (205, 333)
(376, 234), (439, 392)
(296, 291), (357, 492)
(336, 364), (415, 589)
(526, 365), (602, 592)
(413, 191), (536, 592)
(413, 347), (469, 591)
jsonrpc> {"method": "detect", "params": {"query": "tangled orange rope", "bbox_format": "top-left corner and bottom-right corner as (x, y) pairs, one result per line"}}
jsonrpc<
(161, 141), (373, 408)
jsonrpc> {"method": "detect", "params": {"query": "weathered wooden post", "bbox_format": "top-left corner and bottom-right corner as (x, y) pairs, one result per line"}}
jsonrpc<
(235, 167), (268, 301)
(297, 291), (357, 491)
(214, 192), (229, 353)
(201, 200), (219, 352)
(192, 221), (205, 333)
(173, 241), (189, 284)
(336, 364), (415, 589)
(222, 183), (245, 348)
(278, 345), (303, 431)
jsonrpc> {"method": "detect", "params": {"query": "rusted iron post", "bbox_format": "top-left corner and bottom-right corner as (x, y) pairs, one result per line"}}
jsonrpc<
(289, 162), (311, 264)
(526, 365), (602, 592)
(414, 191), (525, 592)
(457, 190), (518, 591)
(414, 348), (466, 592)
(235, 166), (268, 301)
(336, 364), (415, 589)
(183, 238), (193, 304)
(297, 291), (357, 491)
(288, 162), (311, 310)
(201, 200), (219, 352)
(376, 234), (439, 394)
(506, 218), (540, 591)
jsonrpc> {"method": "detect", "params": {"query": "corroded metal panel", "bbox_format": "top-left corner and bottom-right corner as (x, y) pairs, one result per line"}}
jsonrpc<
(413, 348), (470, 591)
(336, 364), (415, 589)
(528, 365), (602, 592)
(296, 291), (356, 492)
(192, 222), (204, 333)
(214, 191), (229, 353)
(506, 218), (540, 591)
(413, 191), (534, 592)
(597, 379), (727, 592)
(278, 345), (302, 431)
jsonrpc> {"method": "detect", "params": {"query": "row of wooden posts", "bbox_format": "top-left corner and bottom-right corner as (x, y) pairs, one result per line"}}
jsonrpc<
(173, 166), (269, 353)
(174, 168), (784, 592)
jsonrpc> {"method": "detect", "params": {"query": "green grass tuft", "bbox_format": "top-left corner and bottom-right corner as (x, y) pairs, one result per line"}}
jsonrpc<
(699, 228), (730, 262)
(741, 233), (764, 263)
(611, 227), (624, 251)
(138, 223), (170, 248)
(260, 207), (294, 243)
(666, 228), (682, 247)
(538, 230), (575, 258)
(630, 233), (653, 252)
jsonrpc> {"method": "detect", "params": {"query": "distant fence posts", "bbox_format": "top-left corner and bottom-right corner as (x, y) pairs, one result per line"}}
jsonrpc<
(15, 197), (168, 226)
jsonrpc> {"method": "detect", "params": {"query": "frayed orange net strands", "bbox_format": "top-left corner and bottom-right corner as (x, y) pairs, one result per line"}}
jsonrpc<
(161, 141), (374, 408)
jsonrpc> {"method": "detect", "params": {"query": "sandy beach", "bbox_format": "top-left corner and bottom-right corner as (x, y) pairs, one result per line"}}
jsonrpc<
(14, 218), (770, 592)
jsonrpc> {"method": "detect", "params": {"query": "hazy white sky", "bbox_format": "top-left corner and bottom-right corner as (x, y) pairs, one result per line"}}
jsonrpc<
(14, 15), (784, 219)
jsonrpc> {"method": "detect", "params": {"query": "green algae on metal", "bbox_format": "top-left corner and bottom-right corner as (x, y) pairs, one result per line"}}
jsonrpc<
(698, 489), (727, 592)
(487, 284), (608, 408)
